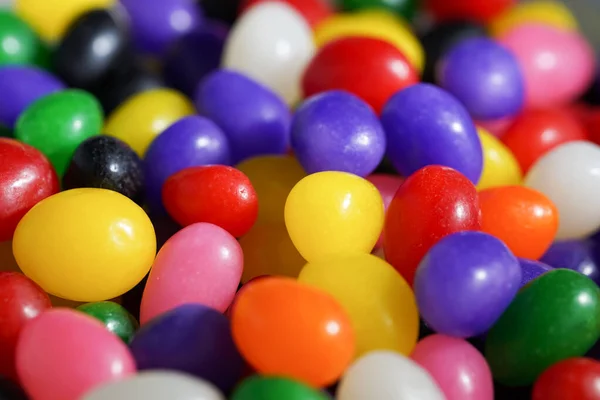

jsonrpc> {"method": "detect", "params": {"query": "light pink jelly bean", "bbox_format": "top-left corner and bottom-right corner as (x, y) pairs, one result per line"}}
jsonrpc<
(366, 174), (404, 249)
(140, 222), (243, 324)
(411, 334), (493, 400)
(16, 308), (136, 400)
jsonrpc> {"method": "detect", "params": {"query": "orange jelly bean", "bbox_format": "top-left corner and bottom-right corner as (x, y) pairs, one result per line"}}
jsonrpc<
(231, 277), (355, 387)
(479, 186), (559, 260)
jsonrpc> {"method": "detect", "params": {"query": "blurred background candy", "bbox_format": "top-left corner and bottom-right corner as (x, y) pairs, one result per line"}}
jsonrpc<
(540, 240), (600, 285)
(0, 10), (48, 66)
(518, 258), (552, 287)
(476, 127), (522, 190)
(231, 375), (328, 400)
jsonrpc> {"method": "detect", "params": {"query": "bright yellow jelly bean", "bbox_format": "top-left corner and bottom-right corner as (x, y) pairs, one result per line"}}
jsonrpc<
(13, 188), (156, 302)
(104, 89), (195, 156)
(15, 0), (115, 42)
(490, 1), (578, 37)
(477, 127), (522, 191)
(284, 171), (384, 262)
(298, 253), (419, 357)
(314, 10), (424, 72)
(237, 155), (306, 223)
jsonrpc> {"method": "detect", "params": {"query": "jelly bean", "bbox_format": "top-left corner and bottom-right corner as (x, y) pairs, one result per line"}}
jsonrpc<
(236, 155), (305, 223)
(0, 11), (46, 66)
(476, 127), (522, 190)
(83, 371), (225, 400)
(13, 188), (156, 301)
(0, 66), (65, 127)
(337, 351), (445, 400)
(485, 269), (600, 386)
(415, 231), (521, 337)
(0, 272), (51, 381)
(302, 38), (418, 115)
(77, 301), (139, 343)
(63, 136), (144, 205)
(120, 0), (202, 55)
(479, 186), (558, 260)
(411, 335), (493, 400)
(499, 24), (594, 108)
(163, 22), (228, 98)
(0, 138), (59, 242)
(284, 171), (384, 262)
(419, 20), (487, 84)
(53, 9), (130, 90)
(383, 166), (481, 285)
(0, 376), (28, 400)
(314, 11), (424, 73)
(490, 1), (578, 37)
(15, 0), (115, 42)
(17, 308), (136, 400)
(501, 108), (587, 173)
(231, 277), (355, 387)
(518, 258), (552, 287)
(298, 253), (418, 357)
(143, 116), (231, 212)
(291, 91), (386, 176)
(340, 0), (416, 19)
(382, 84), (483, 184)
(231, 376), (328, 400)
(140, 223), (243, 323)
(438, 37), (524, 120)
(540, 240), (600, 285)
(366, 174), (403, 248)
(240, 0), (333, 28)
(222, 2), (315, 105)
(525, 141), (600, 239)
(195, 70), (290, 164)
(425, 0), (514, 22)
(163, 165), (258, 237)
(104, 88), (195, 156)
(533, 358), (600, 400)
(15, 89), (103, 177)
(130, 304), (243, 392)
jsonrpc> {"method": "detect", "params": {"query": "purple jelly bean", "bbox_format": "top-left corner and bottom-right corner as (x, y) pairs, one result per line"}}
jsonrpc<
(129, 304), (244, 393)
(291, 91), (386, 177)
(438, 37), (525, 120)
(414, 231), (521, 338)
(120, 0), (203, 55)
(195, 69), (291, 164)
(381, 83), (483, 184)
(540, 240), (600, 286)
(144, 115), (231, 211)
(0, 66), (65, 127)
(518, 258), (552, 287)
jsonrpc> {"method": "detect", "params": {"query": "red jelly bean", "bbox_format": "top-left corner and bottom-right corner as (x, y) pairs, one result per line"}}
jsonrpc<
(163, 165), (258, 238)
(0, 139), (59, 242)
(239, 0), (333, 28)
(425, 0), (514, 22)
(383, 165), (481, 285)
(533, 358), (600, 400)
(0, 272), (51, 381)
(303, 37), (419, 115)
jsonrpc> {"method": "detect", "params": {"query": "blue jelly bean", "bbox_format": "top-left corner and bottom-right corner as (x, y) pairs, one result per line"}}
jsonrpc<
(540, 240), (600, 286)
(518, 258), (552, 287)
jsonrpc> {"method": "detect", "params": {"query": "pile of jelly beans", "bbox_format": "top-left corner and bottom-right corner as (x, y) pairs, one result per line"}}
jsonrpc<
(3, 0), (600, 398)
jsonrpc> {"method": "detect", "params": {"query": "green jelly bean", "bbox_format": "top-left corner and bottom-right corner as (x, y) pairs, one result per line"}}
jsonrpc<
(340, 0), (417, 20)
(77, 301), (139, 343)
(231, 376), (328, 400)
(485, 269), (600, 386)
(0, 11), (47, 66)
(15, 89), (103, 176)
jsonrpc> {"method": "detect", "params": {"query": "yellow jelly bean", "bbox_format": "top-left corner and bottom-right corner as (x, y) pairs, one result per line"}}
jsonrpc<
(13, 188), (156, 302)
(239, 222), (306, 283)
(236, 155), (306, 223)
(477, 127), (522, 191)
(490, 1), (578, 37)
(15, 0), (115, 42)
(284, 171), (384, 262)
(314, 10), (424, 72)
(104, 89), (195, 156)
(298, 253), (419, 357)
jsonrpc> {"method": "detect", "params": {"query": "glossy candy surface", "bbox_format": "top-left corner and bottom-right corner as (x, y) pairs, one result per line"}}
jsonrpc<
(476, 127), (522, 190)
(490, 1), (578, 37)
(339, 0), (416, 19)
(532, 358), (600, 400)
(0, 138), (59, 242)
(0, 11), (46, 66)
(381, 84), (483, 184)
(383, 166), (481, 285)
(231, 277), (355, 387)
(231, 376), (327, 400)
(540, 240), (600, 285)
(77, 301), (139, 343)
(284, 171), (384, 262)
(485, 269), (600, 386)
(13, 188), (156, 301)
(425, 0), (514, 22)
(518, 258), (552, 287)
(302, 37), (418, 115)
(239, 0), (333, 28)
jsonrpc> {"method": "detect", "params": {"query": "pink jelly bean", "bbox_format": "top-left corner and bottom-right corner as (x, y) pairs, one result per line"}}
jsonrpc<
(366, 174), (404, 249)
(16, 308), (135, 400)
(499, 24), (594, 109)
(140, 222), (243, 324)
(411, 334), (493, 400)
